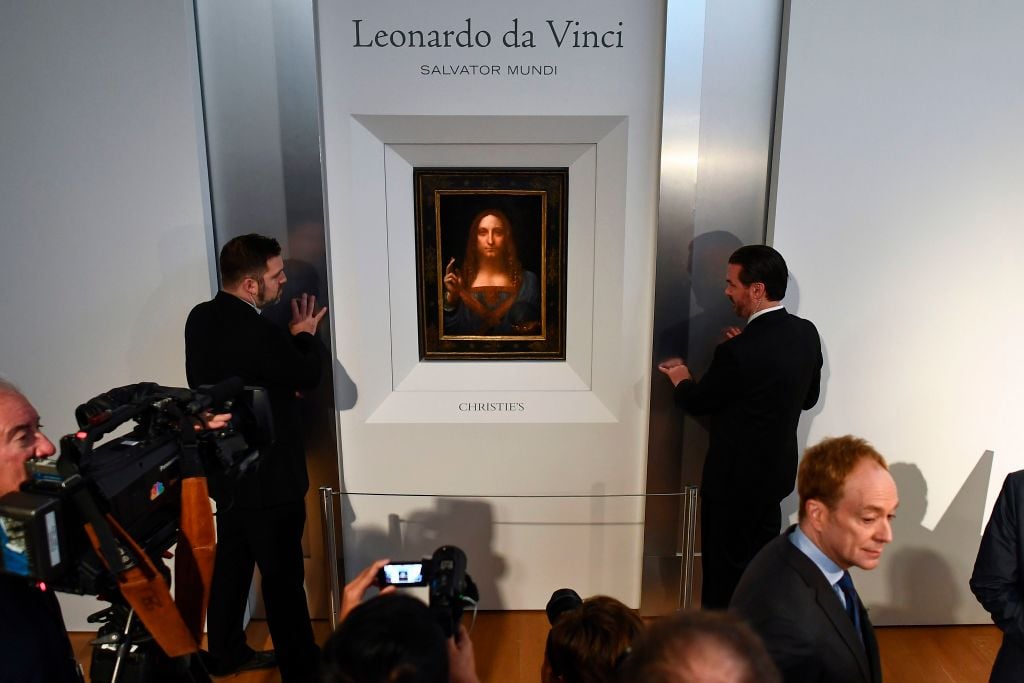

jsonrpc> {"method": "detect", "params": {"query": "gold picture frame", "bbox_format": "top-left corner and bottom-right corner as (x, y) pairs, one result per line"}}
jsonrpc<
(414, 168), (568, 360)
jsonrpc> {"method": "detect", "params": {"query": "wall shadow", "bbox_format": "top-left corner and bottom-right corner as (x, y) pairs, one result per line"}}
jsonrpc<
(338, 495), (505, 677)
(652, 232), (744, 491)
(857, 450), (993, 625)
(783, 273), (830, 524)
(654, 230), (742, 374)
(643, 230), (741, 612)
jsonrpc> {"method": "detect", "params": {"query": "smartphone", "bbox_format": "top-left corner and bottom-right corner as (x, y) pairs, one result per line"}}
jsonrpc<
(377, 561), (428, 586)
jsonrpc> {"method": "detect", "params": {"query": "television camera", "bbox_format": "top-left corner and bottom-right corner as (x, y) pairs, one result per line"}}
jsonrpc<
(0, 378), (259, 682)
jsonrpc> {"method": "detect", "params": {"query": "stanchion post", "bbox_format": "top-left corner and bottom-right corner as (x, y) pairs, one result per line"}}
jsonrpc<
(676, 486), (700, 609)
(683, 485), (699, 608)
(319, 486), (342, 630)
(676, 488), (689, 608)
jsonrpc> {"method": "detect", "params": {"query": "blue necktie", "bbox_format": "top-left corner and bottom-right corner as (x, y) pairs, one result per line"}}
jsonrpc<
(837, 571), (864, 644)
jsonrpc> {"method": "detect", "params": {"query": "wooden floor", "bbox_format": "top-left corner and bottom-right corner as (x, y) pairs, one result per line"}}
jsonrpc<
(70, 615), (1001, 682)
(875, 625), (1001, 683)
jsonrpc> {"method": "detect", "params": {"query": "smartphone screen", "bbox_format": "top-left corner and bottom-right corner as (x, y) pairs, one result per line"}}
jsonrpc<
(379, 562), (426, 586)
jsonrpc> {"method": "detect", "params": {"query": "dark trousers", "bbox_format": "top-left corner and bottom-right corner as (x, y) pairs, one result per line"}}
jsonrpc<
(990, 636), (1024, 683)
(700, 496), (781, 609)
(0, 577), (82, 683)
(206, 500), (319, 682)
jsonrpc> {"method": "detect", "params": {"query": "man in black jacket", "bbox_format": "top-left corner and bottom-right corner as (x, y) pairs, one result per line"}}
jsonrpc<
(185, 234), (327, 681)
(0, 379), (83, 682)
(731, 435), (897, 683)
(971, 470), (1024, 683)
(659, 245), (822, 608)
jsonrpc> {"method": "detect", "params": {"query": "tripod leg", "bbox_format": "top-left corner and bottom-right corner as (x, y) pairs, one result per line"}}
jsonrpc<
(108, 608), (135, 683)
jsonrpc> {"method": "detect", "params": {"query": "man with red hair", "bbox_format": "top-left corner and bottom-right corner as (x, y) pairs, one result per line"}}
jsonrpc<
(731, 435), (898, 683)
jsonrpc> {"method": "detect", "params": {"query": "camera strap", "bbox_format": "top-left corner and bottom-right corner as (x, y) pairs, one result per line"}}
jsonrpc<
(82, 513), (201, 657)
(175, 415), (217, 644)
(56, 459), (129, 578)
(176, 476), (215, 643)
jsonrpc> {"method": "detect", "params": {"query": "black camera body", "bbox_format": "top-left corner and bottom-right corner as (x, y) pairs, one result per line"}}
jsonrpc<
(0, 380), (254, 596)
(546, 587), (583, 625)
(377, 545), (479, 637)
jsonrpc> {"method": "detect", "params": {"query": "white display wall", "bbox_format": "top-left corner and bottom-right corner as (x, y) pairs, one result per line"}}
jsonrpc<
(771, 0), (1024, 623)
(317, 1), (667, 607)
(0, 2), (213, 628)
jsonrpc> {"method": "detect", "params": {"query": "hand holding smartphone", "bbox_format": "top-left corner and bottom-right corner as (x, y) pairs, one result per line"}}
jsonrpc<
(377, 561), (428, 587)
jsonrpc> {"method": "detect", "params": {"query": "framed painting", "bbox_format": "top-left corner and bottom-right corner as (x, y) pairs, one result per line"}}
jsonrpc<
(414, 168), (568, 360)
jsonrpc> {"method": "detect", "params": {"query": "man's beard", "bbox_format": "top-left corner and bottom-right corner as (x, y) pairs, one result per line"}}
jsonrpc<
(255, 278), (282, 307)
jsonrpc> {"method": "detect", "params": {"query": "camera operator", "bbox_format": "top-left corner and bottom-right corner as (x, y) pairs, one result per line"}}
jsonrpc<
(185, 234), (328, 681)
(323, 558), (480, 683)
(0, 379), (83, 683)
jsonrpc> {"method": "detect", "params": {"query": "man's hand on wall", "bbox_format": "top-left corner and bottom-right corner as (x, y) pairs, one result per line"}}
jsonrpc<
(658, 357), (693, 386)
(288, 293), (328, 336)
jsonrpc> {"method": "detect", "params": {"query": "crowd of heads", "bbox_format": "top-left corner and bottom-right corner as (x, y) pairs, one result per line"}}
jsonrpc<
(318, 583), (782, 683)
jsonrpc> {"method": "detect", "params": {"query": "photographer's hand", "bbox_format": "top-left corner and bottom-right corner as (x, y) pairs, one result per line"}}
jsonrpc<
(188, 411), (231, 432)
(447, 624), (480, 683)
(288, 293), (328, 336)
(340, 558), (395, 623)
(196, 411), (231, 431)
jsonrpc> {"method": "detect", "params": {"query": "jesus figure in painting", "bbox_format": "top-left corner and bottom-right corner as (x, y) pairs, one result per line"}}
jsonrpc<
(442, 209), (541, 336)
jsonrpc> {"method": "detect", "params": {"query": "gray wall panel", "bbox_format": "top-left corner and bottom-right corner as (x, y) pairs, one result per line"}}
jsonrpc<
(642, 0), (783, 613)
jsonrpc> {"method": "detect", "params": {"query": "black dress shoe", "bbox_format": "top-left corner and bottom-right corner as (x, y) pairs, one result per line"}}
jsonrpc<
(236, 649), (277, 673)
(199, 648), (277, 676)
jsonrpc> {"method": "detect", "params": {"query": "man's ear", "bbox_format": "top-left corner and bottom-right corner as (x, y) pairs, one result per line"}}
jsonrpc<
(805, 498), (827, 530)
(751, 281), (767, 299)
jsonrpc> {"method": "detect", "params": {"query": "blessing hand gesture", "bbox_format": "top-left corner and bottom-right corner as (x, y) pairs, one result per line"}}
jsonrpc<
(443, 257), (464, 306)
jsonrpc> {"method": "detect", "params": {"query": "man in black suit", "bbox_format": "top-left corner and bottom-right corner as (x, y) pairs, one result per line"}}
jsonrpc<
(730, 435), (898, 683)
(0, 379), (83, 682)
(185, 234), (327, 681)
(971, 470), (1024, 683)
(659, 245), (822, 608)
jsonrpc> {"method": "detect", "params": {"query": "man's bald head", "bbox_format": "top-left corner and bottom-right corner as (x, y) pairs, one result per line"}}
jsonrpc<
(617, 610), (779, 683)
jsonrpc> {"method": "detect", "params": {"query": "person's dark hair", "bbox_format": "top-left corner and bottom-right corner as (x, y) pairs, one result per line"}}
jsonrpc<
(617, 610), (780, 683)
(321, 594), (448, 683)
(462, 209), (522, 290)
(219, 233), (282, 289)
(545, 595), (644, 683)
(728, 245), (788, 301)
